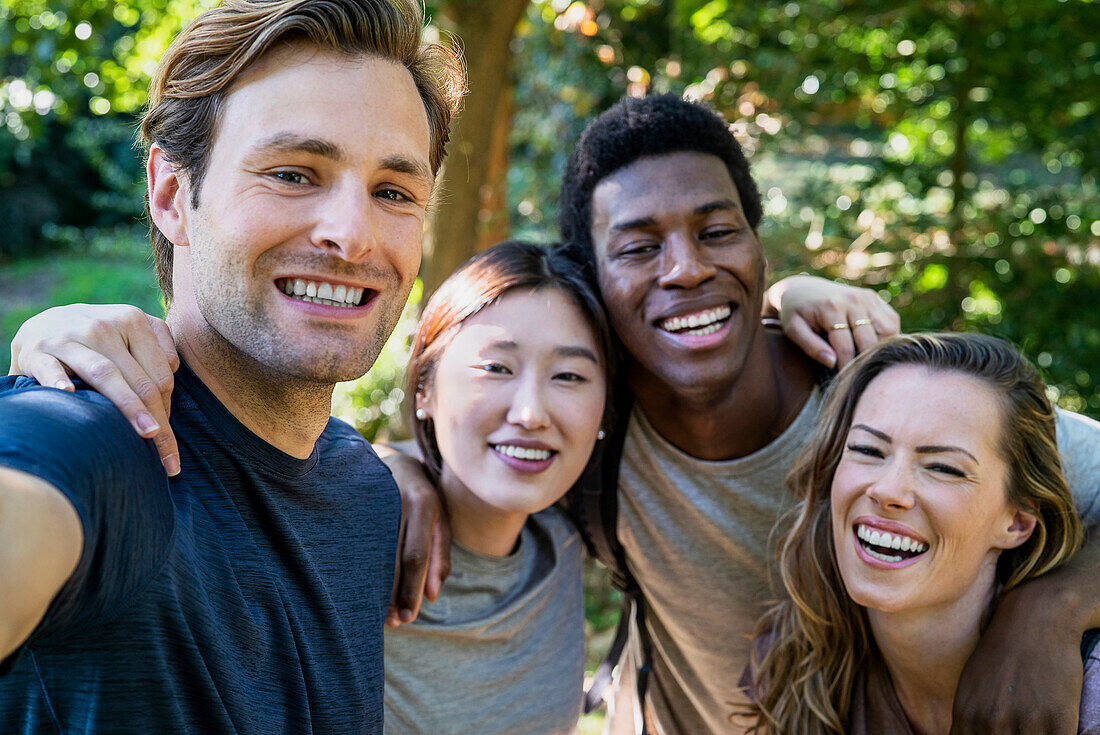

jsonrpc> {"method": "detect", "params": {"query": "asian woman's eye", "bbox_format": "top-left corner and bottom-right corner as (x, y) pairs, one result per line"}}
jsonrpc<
(554, 371), (588, 383)
(476, 362), (511, 375)
(847, 443), (884, 459)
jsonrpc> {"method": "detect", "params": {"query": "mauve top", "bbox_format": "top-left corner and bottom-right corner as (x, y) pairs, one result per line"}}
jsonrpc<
(847, 644), (1100, 734)
(743, 634), (1100, 734)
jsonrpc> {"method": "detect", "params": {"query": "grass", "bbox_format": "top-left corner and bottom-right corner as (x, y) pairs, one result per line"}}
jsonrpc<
(579, 711), (606, 733)
(0, 230), (163, 370)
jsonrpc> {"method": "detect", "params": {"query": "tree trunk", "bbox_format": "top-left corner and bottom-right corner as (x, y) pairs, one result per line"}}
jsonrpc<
(422, 0), (530, 297)
(946, 5), (980, 326)
(478, 82), (513, 251)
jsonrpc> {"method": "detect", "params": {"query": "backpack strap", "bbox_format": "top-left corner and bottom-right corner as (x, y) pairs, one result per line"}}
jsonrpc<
(572, 386), (654, 733)
(584, 584), (637, 714)
(572, 382), (633, 584)
(633, 593), (654, 735)
(583, 586), (653, 735)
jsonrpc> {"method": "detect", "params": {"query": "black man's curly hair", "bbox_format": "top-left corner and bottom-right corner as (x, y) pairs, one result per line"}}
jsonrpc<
(557, 94), (763, 279)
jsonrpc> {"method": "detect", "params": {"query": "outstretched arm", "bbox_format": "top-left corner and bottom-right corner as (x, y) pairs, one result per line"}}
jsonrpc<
(0, 467), (83, 660)
(764, 275), (900, 368)
(375, 446), (452, 626)
(951, 537), (1100, 734)
(8, 304), (180, 475)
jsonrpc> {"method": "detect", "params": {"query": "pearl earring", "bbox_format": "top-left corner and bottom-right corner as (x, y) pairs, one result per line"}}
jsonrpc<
(597, 429), (606, 440)
(415, 408), (427, 421)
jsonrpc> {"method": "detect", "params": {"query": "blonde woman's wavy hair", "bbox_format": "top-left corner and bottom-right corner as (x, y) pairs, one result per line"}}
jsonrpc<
(743, 332), (1082, 735)
(141, 0), (466, 301)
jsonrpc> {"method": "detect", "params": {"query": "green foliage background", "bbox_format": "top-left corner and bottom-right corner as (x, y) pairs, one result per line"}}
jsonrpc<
(504, 0), (1100, 417)
(1, 4), (1097, 727)
(2, 0), (1098, 423)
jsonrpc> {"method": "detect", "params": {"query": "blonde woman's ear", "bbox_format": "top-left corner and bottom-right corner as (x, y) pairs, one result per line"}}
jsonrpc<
(1000, 510), (1039, 550)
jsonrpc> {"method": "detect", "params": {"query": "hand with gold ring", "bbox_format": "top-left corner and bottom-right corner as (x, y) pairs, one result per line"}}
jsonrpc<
(763, 275), (901, 368)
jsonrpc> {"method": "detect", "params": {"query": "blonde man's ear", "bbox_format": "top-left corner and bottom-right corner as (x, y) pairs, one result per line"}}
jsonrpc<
(147, 144), (191, 248)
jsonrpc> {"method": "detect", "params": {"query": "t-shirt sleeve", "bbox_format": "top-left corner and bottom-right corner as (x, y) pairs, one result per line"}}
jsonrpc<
(1055, 408), (1100, 532)
(1080, 643), (1100, 734)
(738, 629), (778, 701)
(0, 378), (175, 651)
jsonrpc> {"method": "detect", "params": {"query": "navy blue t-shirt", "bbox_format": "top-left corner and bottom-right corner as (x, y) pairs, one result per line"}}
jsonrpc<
(0, 360), (400, 733)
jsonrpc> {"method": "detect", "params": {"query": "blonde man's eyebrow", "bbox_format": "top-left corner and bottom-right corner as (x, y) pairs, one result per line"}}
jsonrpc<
(251, 132), (343, 161)
(379, 154), (432, 185)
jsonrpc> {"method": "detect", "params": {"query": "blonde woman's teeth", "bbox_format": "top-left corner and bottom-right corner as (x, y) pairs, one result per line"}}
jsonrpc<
(857, 524), (926, 556)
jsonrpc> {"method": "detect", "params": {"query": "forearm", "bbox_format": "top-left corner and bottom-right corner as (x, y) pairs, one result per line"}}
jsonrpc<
(377, 446), (450, 622)
(760, 274), (901, 369)
(0, 468), (83, 659)
(761, 274), (802, 318)
(951, 532), (1099, 733)
(1006, 533), (1100, 633)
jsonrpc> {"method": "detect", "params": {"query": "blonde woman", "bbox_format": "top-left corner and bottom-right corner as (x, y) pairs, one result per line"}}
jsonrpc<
(742, 333), (1097, 734)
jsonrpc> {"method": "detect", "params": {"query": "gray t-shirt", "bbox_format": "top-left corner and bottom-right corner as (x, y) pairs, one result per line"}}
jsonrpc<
(606, 398), (1100, 735)
(384, 507), (584, 735)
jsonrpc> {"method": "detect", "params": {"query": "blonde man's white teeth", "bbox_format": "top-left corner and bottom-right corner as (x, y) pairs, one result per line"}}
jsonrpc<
(280, 279), (363, 308)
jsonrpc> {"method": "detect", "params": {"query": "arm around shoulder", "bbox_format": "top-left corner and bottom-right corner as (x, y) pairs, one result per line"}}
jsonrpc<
(376, 445), (450, 625)
(1080, 645), (1100, 735)
(1056, 407), (1100, 529)
(0, 466), (83, 660)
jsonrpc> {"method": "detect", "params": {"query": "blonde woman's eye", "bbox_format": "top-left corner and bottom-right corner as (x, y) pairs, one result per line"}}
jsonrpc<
(928, 463), (967, 478)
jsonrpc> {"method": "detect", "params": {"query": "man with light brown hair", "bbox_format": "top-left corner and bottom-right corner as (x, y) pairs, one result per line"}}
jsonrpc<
(0, 1), (463, 731)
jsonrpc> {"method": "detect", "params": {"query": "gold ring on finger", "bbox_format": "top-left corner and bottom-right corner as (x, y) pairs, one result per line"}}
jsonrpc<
(830, 322), (851, 331)
(852, 318), (873, 328)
